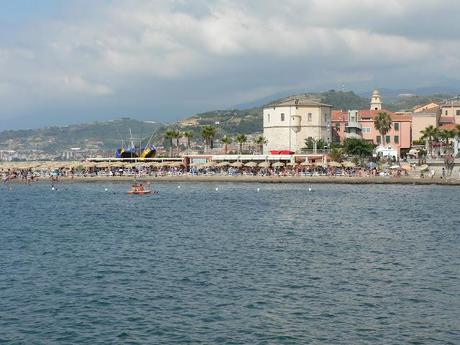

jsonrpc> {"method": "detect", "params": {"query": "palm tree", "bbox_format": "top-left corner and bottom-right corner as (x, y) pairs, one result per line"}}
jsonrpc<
(421, 125), (437, 157)
(374, 112), (392, 147)
(235, 134), (247, 154)
(183, 131), (193, 153)
(201, 125), (217, 152)
(171, 130), (182, 156)
(220, 135), (232, 154)
(164, 129), (176, 157)
(329, 147), (343, 162)
(254, 135), (268, 154)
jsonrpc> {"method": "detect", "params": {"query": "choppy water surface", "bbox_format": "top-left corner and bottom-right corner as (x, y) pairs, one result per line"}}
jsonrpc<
(1, 182), (459, 344)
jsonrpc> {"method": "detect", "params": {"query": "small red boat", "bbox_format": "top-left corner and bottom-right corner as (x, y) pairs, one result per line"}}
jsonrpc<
(128, 183), (151, 195)
(128, 190), (152, 195)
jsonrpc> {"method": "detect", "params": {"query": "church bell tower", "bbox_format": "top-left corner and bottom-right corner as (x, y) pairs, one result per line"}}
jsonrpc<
(370, 89), (382, 110)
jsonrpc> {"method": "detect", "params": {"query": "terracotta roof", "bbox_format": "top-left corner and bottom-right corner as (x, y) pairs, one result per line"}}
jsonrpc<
(439, 116), (455, 124)
(439, 123), (458, 130)
(332, 109), (411, 122)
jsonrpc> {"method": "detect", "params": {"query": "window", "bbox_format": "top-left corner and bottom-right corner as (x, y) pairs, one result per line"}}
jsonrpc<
(386, 135), (390, 144)
(267, 114), (270, 123)
(377, 136), (381, 144)
(394, 123), (399, 131)
(335, 123), (340, 131)
(362, 127), (371, 133)
(445, 110), (448, 115)
(281, 113), (285, 121)
(307, 113), (312, 122)
(457, 110), (460, 116)
(394, 135), (399, 144)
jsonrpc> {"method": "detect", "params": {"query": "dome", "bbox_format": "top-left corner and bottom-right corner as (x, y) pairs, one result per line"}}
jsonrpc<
(372, 89), (380, 95)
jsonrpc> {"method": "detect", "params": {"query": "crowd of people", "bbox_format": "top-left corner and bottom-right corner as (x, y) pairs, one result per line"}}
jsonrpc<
(1, 160), (418, 184)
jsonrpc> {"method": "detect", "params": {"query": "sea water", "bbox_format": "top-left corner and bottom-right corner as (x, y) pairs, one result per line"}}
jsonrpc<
(1, 183), (459, 344)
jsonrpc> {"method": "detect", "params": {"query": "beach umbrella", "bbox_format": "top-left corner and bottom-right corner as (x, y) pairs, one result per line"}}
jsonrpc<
(314, 161), (326, 167)
(244, 161), (258, 168)
(258, 162), (271, 168)
(216, 161), (230, 168)
(389, 165), (400, 170)
(343, 161), (356, 168)
(286, 162), (298, 167)
(230, 161), (244, 168)
(419, 164), (429, 171)
(202, 161), (217, 168)
(272, 162), (285, 168)
(300, 161), (313, 167)
(328, 161), (342, 168)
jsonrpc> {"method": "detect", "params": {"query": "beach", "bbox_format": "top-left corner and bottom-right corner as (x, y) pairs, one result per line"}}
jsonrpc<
(7, 174), (460, 186)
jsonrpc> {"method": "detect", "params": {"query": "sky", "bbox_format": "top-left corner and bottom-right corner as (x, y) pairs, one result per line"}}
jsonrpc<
(1, 0), (460, 130)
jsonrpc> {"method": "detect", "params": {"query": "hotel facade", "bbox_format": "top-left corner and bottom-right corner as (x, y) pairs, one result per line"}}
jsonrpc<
(331, 90), (412, 156)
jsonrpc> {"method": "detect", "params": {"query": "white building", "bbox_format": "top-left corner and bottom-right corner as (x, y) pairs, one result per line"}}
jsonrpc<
(263, 94), (332, 154)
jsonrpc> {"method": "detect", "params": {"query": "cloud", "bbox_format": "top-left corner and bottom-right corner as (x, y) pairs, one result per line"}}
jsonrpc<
(1, 0), (460, 128)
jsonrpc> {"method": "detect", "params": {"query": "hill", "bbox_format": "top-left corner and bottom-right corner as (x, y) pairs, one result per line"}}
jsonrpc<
(0, 118), (163, 155)
(1, 90), (454, 157)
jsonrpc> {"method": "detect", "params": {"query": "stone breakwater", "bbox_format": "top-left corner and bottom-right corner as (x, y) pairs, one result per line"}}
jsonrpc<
(9, 175), (460, 186)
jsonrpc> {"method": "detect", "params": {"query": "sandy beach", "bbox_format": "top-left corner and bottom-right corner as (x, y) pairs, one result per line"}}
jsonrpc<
(9, 175), (460, 186)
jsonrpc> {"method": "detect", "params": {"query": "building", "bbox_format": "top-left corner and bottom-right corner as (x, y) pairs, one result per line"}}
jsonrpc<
(440, 97), (460, 124)
(370, 89), (383, 110)
(410, 108), (439, 142)
(413, 102), (440, 113)
(263, 94), (332, 154)
(332, 90), (412, 156)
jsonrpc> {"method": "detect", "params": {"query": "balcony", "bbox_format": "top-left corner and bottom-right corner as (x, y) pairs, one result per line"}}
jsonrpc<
(345, 121), (362, 130)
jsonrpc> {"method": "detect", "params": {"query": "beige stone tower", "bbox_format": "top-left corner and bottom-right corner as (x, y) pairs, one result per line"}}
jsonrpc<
(370, 89), (382, 110)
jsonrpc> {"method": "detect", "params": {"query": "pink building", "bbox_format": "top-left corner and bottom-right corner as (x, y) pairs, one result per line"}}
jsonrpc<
(332, 109), (412, 155)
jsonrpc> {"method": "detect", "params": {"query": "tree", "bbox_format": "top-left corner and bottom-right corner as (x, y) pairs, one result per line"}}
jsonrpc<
(235, 134), (247, 154)
(221, 135), (232, 154)
(183, 131), (193, 152)
(374, 112), (392, 146)
(201, 125), (217, 152)
(421, 125), (438, 157)
(304, 138), (327, 150)
(164, 129), (176, 157)
(171, 130), (182, 156)
(254, 135), (267, 154)
(329, 147), (343, 162)
(343, 138), (374, 157)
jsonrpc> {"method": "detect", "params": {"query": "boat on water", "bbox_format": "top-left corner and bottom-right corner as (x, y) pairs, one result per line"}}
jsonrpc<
(128, 183), (151, 195)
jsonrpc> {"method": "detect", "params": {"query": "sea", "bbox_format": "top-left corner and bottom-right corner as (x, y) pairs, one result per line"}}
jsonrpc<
(0, 182), (459, 344)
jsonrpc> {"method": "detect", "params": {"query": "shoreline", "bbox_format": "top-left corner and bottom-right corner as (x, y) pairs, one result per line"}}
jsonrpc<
(8, 175), (460, 186)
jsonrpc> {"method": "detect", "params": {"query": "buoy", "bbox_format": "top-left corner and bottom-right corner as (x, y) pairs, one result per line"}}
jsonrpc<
(178, 185), (181, 189)
(308, 187), (312, 192)
(104, 188), (108, 191)
(257, 188), (260, 192)
(215, 187), (219, 191)
(51, 187), (55, 191)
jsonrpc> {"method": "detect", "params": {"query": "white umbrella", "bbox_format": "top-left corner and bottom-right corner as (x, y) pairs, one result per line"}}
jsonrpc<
(244, 162), (258, 168)
(230, 161), (244, 168)
(272, 162), (285, 168)
(342, 161), (356, 168)
(258, 162), (271, 168)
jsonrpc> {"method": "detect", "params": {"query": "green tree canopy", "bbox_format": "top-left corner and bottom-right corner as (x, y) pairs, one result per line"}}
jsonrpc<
(343, 138), (374, 157)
